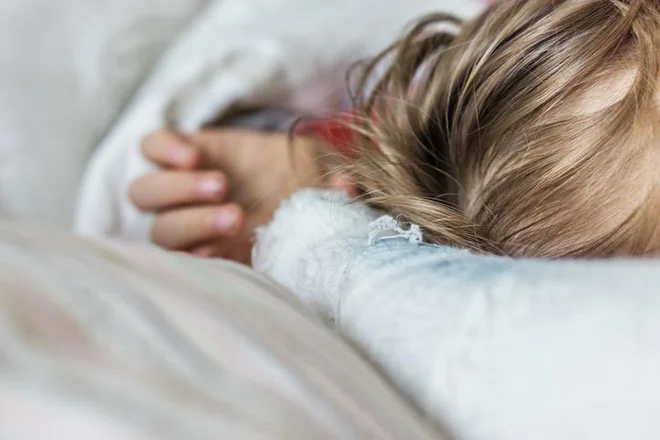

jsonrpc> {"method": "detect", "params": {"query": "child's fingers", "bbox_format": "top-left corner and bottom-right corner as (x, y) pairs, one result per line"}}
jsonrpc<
(129, 170), (228, 211)
(141, 130), (200, 169)
(151, 203), (245, 251)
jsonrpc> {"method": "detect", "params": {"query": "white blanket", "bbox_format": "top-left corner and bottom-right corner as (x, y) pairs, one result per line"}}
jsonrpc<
(0, 0), (208, 226)
(73, 0), (485, 239)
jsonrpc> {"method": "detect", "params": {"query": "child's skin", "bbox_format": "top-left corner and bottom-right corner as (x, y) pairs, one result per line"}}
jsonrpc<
(129, 129), (349, 263)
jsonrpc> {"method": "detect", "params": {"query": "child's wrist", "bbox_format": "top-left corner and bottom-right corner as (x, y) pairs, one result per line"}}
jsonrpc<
(298, 135), (348, 188)
(286, 135), (327, 191)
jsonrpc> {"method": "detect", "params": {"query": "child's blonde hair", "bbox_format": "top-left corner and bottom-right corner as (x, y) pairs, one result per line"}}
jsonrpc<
(347, 0), (660, 258)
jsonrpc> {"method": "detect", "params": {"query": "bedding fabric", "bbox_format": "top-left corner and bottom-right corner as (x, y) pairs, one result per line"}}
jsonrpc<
(0, 221), (440, 440)
(254, 189), (660, 440)
(0, 0), (208, 227)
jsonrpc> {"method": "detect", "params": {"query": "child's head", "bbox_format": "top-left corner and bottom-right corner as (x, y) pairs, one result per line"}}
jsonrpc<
(348, 0), (660, 258)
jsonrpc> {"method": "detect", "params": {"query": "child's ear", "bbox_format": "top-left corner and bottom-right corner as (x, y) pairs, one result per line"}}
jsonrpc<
(329, 172), (358, 198)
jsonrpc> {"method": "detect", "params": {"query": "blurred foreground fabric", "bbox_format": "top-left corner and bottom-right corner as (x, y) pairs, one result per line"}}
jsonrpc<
(0, 222), (440, 439)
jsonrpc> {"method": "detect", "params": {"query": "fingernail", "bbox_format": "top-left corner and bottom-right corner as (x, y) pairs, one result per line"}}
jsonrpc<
(213, 211), (238, 232)
(198, 178), (223, 196)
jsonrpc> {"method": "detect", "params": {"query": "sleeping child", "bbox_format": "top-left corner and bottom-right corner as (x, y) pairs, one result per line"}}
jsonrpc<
(129, 0), (660, 263)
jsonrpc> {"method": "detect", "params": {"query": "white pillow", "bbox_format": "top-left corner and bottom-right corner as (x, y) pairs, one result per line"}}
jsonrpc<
(0, 0), (208, 227)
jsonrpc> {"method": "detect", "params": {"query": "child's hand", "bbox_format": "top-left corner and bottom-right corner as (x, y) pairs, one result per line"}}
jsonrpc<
(129, 129), (323, 263)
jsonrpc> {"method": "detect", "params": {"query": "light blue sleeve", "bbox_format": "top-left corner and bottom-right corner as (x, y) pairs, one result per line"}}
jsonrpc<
(255, 189), (660, 440)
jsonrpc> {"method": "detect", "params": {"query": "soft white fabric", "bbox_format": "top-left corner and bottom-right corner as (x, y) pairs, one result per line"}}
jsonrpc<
(0, 0), (208, 226)
(0, 221), (440, 439)
(254, 189), (660, 440)
(73, 0), (485, 240)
